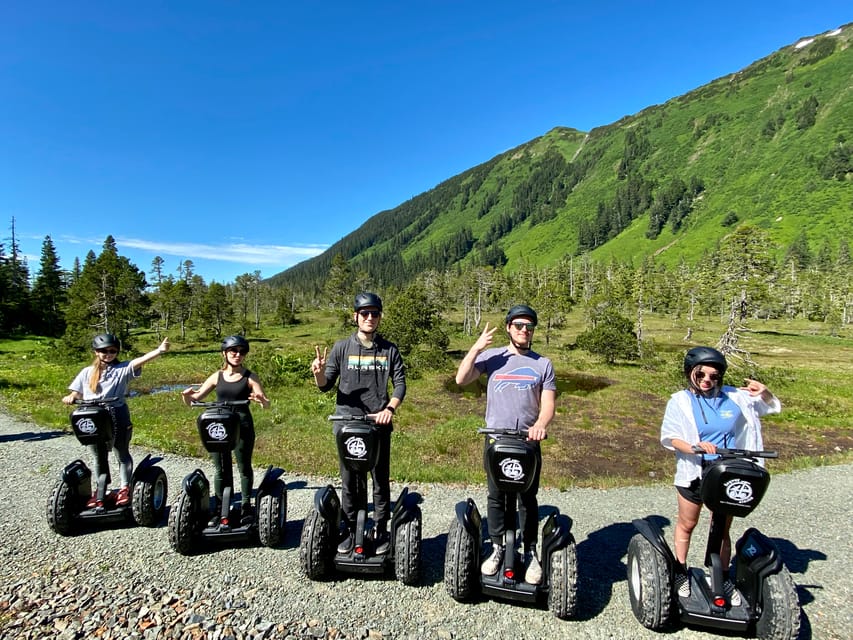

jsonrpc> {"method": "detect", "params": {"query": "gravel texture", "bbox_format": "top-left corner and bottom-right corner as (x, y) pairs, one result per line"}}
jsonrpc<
(1, 410), (851, 639)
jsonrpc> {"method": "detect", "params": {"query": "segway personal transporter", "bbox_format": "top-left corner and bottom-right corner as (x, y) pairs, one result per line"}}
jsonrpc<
(627, 447), (800, 640)
(47, 398), (168, 535)
(443, 426), (578, 619)
(167, 399), (287, 554)
(299, 414), (422, 585)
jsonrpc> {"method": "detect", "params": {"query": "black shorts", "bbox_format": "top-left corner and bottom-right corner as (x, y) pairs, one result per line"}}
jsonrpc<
(676, 477), (702, 505)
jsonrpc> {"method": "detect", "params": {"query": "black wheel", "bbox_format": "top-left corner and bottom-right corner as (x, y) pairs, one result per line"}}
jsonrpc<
(547, 537), (579, 619)
(627, 533), (674, 630)
(755, 567), (801, 640)
(258, 481), (287, 548)
(46, 479), (77, 536)
(299, 508), (333, 579)
(168, 491), (201, 555)
(444, 516), (479, 601)
(132, 466), (168, 527)
(394, 510), (422, 585)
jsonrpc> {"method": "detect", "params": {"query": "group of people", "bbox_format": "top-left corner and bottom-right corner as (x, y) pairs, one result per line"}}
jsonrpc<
(65, 292), (781, 592)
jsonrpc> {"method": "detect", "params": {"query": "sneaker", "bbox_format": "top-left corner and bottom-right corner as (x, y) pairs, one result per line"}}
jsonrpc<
(240, 503), (254, 526)
(86, 493), (100, 508)
(675, 571), (691, 598)
(481, 544), (504, 576)
(115, 486), (130, 506)
(524, 548), (542, 584)
(724, 579), (742, 607)
(337, 532), (354, 554)
(374, 531), (390, 555)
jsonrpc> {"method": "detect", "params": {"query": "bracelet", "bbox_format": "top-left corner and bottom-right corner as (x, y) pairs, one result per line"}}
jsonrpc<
(386, 405), (396, 414)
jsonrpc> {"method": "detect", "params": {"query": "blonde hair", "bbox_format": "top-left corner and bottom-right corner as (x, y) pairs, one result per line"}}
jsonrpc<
(88, 354), (105, 393)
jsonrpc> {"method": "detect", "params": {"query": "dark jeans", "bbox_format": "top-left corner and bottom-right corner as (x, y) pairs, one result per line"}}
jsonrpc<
(339, 426), (391, 533)
(485, 439), (542, 550)
(210, 414), (255, 506)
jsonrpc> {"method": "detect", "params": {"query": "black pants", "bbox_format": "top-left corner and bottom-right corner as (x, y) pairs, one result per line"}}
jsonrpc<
(339, 427), (391, 533)
(485, 440), (542, 549)
(210, 413), (255, 506)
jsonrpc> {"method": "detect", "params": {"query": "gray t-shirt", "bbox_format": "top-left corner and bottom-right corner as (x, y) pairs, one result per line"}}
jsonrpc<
(474, 347), (556, 429)
(69, 361), (142, 406)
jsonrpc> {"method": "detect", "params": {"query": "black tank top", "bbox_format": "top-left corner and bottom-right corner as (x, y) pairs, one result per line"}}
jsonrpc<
(216, 369), (251, 402)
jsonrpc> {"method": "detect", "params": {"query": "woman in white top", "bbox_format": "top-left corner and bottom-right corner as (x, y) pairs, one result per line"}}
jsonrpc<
(660, 346), (780, 601)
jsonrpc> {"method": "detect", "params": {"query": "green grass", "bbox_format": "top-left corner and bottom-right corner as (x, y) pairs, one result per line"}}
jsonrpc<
(2, 312), (851, 489)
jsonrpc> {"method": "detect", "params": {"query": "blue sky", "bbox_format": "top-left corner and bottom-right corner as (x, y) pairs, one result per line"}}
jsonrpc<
(3, 2), (849, 285)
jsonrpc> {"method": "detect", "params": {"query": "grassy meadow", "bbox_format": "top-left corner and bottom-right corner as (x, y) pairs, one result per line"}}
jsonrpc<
(2, 310), (852, 490)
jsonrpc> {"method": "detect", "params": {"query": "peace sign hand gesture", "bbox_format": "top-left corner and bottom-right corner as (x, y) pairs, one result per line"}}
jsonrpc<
(311, 345), (328, 376)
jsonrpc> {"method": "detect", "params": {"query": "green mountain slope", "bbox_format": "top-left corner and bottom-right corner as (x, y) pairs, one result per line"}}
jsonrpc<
(270, 24), (853, 293)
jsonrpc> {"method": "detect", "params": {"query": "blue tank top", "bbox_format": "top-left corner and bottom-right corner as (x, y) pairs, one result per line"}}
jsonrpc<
(690, 392), (745, 448)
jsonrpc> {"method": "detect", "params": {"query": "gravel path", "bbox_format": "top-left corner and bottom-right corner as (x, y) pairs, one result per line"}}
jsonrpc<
(1, 410), (851, 639)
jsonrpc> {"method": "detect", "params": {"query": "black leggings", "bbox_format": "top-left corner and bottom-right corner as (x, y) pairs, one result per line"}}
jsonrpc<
(210, 414), (255, 506)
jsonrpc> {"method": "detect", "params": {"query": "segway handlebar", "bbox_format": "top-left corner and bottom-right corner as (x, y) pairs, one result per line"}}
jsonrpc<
(691, 445), (778, 459)
(328, 414), (378, 423)
(190, 399), (250, 408)
(72, 397), (121, 406)
(477, 425), (548, 440)
(477, 425), (529, 436)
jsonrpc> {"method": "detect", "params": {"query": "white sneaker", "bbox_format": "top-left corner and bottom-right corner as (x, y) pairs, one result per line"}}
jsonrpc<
(524, 548), (542, 584)
(724, 579), (742, 607)
(481, 545), (504, 576)
(675, 571), (690, 597)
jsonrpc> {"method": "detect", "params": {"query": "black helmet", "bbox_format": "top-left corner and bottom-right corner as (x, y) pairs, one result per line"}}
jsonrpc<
(354, 292), (383, 312)
(505, 304), (538, 326)
(92, 333), (120, 351)
(221, 335), (250, 352)
(684, 346), (727, 377)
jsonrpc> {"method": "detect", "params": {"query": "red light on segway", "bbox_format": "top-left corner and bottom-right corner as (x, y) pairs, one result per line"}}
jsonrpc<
(714, 596), (727, 607)
(221, 517), (229, 526)
(355, 545), (364, 554)
(504, 568), (515, 580)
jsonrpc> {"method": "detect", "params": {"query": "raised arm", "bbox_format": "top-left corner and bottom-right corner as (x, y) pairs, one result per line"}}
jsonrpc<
(130, 337), (170, 371)
(455, 323), (497, 386)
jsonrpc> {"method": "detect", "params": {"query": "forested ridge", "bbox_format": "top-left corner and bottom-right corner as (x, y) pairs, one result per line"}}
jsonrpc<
(269, 24), (852, 296)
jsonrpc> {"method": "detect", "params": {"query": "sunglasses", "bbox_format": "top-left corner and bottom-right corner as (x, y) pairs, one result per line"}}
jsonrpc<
(358, 310), (381, 318)
(695, 371), (720, 382)
(511, 322), (535, 331)
(227, 348), (248, 356)
(97, 349), (119, 355)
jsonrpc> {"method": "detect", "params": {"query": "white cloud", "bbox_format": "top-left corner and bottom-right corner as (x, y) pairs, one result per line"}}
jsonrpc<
(117, 237), (327, 265)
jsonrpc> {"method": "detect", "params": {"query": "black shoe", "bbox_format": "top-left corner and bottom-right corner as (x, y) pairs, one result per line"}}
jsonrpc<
(240, 503), (254, 526)
(337, 532), (354, 554)
(374, 531), (390, 555)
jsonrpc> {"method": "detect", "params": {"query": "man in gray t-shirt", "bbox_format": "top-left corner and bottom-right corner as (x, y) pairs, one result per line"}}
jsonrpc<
(455, 304), (556, 585)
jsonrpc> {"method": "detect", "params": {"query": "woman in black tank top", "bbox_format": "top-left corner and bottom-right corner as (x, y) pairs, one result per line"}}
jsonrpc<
(181, 336), (270, 525)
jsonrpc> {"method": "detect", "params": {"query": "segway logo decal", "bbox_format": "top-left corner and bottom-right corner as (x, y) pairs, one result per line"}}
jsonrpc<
(206, 422), (228, 441)
(724, 478), (754, 503)
(75, 418), (97, 434)
(493, 367), (540, 392)
(499, 458), (525, 481)
(345, 436), (367, 459)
